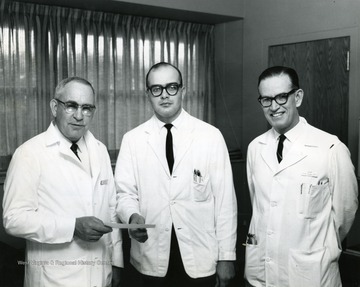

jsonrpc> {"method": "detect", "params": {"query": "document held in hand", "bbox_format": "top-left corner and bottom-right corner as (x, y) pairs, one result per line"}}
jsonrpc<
(104, 222), (156, 229)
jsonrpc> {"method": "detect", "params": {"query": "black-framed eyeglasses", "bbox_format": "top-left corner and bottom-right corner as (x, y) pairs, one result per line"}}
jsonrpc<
(55, 99), (96, 116)
(258, 88), (298, 107)
(147, 83), (182, 97)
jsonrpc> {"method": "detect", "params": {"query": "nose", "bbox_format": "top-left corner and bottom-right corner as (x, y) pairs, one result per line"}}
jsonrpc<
(73, 107), (84, 120)
(160, 90), (170, 99)
(269, 99), (280, 110)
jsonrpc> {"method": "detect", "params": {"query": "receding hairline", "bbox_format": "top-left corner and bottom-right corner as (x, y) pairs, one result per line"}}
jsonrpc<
(146, 62), (183, 88)
(54, 76), (95, 100)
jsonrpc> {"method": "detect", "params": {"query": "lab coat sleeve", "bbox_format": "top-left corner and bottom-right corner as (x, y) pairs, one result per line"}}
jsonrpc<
(115, 133), (140, 224)
(3, 145), (75, 243)
(109, 189), (124, 268)
(211, 130), (237, 261)
(105, 151), (124, 268)
(329, 142), (358, 242)
(246, 142), (256, 205)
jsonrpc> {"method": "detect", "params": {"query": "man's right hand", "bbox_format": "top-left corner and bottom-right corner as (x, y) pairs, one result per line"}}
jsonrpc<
(74, 216), (112, 242)
(129, 213), (148, 243)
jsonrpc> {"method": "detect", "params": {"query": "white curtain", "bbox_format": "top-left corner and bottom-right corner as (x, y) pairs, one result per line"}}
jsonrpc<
(0, 0), (215, 159)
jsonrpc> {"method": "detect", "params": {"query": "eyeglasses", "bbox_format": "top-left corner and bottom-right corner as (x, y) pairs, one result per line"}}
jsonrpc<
(147, 83), (182, 97)
(55, 99), (96, 116)
(258, 88), (298, 107)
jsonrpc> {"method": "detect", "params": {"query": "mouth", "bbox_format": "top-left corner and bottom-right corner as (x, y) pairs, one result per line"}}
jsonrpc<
(271, 111), (285, 118)
(160, 102), (172, 107)
(70, 123), (85, 128)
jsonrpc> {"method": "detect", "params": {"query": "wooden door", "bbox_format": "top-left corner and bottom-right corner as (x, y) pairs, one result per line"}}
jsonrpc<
(269, 37), (350, 144)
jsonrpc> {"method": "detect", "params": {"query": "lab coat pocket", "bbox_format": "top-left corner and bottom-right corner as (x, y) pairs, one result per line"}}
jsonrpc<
(298, 182), (329, 219)
(193, 176), (211, 202)
(289, 248), (324, 287)
(244, 243), (260, 282)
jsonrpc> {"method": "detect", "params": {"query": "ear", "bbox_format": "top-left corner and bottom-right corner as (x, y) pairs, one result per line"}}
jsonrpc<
(295, 89), (304, 108)
(50, 99), (58, 117)
(180, 86), (186, 100)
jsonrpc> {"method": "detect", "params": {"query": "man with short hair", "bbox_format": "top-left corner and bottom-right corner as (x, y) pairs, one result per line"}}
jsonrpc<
(115, 62), (237, 287)
(3, 76), (123, 287)
(245, 66), (358, 287)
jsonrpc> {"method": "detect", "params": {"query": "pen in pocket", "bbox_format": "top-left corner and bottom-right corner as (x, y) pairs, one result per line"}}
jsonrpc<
(246, 233), (257, 245)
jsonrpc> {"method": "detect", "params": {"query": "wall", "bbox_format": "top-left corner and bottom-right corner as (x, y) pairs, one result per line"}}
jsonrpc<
(214, 20), (244, 152)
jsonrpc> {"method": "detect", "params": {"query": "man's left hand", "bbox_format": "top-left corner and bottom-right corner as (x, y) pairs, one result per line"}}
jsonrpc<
(216, 261), (236, 287)
(112, 266), (123, 287)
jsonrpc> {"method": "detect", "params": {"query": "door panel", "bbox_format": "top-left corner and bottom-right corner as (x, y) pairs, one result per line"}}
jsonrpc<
(269, 37), (350, 144)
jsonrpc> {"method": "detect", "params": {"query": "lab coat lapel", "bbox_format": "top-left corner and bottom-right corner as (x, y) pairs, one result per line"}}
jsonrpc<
(260, 140), (278, 173)
(173, 114), (194, 172)
(146, 118), (171, 175)
(84, 132), (101, 182)
(45, 123), (83, 167)
(276, 141), (308, 174)
(260, 131), (308, 174)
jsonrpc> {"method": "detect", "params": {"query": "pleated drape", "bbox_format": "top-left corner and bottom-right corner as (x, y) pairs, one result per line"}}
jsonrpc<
(0, 0), (214, 156)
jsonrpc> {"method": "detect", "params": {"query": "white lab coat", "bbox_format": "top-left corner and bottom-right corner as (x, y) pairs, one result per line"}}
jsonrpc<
(115, 110), (237, 278)
(3, 123), (123, 287)
(245, 118), (358, 287)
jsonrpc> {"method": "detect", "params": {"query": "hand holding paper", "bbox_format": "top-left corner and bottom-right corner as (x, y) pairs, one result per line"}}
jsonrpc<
(128, 213), (149, 243)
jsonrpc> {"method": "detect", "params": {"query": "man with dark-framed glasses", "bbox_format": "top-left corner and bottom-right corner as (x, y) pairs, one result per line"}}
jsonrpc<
(3, 76), (123, 286)
(245, 66), (358, 287)
(115, 62), (237, 286)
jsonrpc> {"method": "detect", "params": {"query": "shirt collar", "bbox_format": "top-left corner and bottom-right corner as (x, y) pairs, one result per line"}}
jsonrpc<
(153, 109), (185, 132)
(52, 121), (85, 151)
(272, 117), (306, 143)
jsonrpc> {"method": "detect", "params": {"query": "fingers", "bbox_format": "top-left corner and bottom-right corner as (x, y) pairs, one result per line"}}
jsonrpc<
(129, 228), (148, 243)
(75, 216), (113, 242)
(129, 213), (148, 243)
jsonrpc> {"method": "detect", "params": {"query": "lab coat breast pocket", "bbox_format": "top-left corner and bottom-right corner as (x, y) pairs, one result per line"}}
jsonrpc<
(298, 182), (330, 219)
(192, 176), (211, 202)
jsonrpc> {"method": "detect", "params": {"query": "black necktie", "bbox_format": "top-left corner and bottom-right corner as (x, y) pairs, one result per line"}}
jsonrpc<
(165, 124), (174, 174)
(70, 142), (81, 161)
(277, 134), (286, 163)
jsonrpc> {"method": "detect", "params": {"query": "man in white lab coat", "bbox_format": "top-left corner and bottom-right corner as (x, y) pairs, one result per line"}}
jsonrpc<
(245, 66), (358, 287)
(115, 62), (237, 287)
(3, 77), (123, 287)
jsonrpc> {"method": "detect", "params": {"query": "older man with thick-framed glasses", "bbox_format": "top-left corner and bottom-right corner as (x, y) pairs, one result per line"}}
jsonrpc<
(3, 76), (123, 287)
(115, 62), (237, 287)
(245, 66), (358, 287)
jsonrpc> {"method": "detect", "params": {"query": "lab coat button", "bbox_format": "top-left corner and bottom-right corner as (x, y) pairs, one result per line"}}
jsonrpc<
(267, 230), (273, 235)
(165, 228), (170, 232)
(265, 257), (271, 262)
(170, 201), (175, 205)
(270, 201), (277, 207)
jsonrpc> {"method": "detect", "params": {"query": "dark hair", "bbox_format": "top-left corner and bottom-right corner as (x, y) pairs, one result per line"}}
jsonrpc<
(55, 76), (95, 99)
(258, 66), (300, 89)
(145, 62), (183, 88)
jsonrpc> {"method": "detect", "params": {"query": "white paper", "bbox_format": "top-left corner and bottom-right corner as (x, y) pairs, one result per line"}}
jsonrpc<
(104, 222), (156, 229)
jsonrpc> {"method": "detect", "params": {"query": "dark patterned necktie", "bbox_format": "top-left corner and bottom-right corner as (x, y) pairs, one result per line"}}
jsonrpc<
(276, 134), (286, 163)
(70, 142), (81, 161)
(165, 124), (174, 174)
